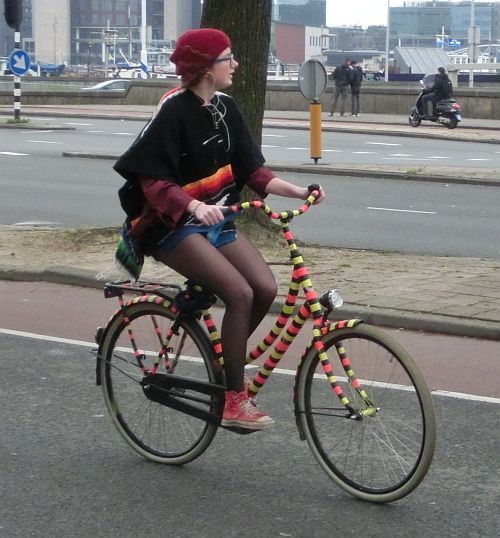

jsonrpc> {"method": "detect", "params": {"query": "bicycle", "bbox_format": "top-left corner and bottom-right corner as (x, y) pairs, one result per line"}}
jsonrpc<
(93, 186), (436, 503)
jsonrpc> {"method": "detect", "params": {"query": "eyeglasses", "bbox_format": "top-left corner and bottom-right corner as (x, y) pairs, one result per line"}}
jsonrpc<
(213, 53), (235, 67)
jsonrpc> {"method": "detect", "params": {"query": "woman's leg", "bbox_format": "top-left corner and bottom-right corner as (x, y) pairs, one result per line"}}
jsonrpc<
(156, 234), (254, 392)
(218, 232), (277, 336)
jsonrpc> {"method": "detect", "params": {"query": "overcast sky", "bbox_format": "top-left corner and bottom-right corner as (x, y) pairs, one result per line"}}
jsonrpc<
(326, 0), (391, 27)
(326, 0), (497, 28)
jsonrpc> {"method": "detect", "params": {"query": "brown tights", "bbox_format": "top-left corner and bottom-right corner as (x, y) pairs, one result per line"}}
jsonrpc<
(156, 232), (277, 392)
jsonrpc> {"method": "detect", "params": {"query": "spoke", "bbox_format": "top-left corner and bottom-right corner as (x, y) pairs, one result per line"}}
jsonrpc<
(305, 331), (428, 494)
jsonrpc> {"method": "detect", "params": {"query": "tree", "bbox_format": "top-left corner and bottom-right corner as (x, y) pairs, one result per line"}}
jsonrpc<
(201, 0), (273, 226)
(201, 0), (271, 147)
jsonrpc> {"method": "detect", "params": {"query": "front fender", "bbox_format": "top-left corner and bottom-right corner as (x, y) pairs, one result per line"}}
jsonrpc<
(292, 319), (363, 440)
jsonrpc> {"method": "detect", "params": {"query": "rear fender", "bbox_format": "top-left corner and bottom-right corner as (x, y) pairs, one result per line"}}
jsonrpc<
(292, 319), (363, 440)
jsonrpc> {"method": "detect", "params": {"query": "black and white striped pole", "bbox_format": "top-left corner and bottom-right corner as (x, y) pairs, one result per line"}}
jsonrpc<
(13, 30), (21, 121)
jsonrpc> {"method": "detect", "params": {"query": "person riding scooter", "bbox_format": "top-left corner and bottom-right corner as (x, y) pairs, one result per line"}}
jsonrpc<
(419, 67), (453, 117)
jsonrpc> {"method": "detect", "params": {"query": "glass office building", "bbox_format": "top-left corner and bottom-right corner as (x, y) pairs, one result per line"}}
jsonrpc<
(390, 1), (499, 47)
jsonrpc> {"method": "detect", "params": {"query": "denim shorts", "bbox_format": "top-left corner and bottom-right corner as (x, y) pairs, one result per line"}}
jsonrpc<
(157, 216), (237, 254)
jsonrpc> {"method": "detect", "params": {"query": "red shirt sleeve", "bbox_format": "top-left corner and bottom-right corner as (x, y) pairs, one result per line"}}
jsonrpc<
(139, 177), (194, 226)
(246, 166), (275, 197)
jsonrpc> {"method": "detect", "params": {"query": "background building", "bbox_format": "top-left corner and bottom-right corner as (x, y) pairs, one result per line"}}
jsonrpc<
(390, 1), (500, 48)
(2, 0), (202, 66)
(271, 0), (328, 64)
(273, 0), (326, 27)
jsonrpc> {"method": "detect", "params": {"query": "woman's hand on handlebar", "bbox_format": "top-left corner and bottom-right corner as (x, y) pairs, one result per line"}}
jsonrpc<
(190, 202), (225, 225)
(305, 184), (326, 205)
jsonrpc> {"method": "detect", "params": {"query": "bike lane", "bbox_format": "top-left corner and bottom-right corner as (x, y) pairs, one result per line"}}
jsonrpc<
(1, 280), (499, 537)
(0, 279), (498, 399)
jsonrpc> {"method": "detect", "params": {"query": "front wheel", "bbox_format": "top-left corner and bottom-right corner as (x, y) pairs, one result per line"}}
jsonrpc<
(296, 324), (436, 503)
(100, 302), (223, 464)
(409, 111), (421, 127)
(446, 118), (458, 129)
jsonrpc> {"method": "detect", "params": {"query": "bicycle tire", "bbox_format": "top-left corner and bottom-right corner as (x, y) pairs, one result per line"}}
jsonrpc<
(296, 324), (436, 503)
(100, 301), (223, 464)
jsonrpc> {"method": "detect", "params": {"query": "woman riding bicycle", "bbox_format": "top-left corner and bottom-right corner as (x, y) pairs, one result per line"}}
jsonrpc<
(113, 28), (325, 430)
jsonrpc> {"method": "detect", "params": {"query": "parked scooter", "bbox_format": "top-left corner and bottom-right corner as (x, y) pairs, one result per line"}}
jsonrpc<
(408, 75), (462, 129)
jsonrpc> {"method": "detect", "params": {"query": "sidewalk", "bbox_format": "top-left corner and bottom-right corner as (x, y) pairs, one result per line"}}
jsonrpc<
(0, 226), (499, 342)
(2, 104), (500, 141)
(0, 104), (499, 340)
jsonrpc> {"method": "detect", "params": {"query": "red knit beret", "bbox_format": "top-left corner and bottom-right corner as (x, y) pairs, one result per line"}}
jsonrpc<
(171, 28), (231, 84)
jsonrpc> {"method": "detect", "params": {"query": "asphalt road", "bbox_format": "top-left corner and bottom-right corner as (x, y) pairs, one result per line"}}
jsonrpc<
(262, 128), (500, 168)
(1, 117), (500, 257)
(1, 146), (499, 257)
(2, 116), (500, 169)
(1, 325), (499, 537)
(1, 277), (499, 538)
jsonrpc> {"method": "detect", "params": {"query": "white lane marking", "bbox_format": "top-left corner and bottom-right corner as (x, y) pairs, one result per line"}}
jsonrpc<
(12, 220), (61, 227)
(366, 142), (401, 146)
(20, 130), (53, 134)
(285, 147), (308, 150)
(263, 134), (286, 138)
(262, 144), (280, 148)
(366, 206), (437, 214)
(113, 132), (135, 136)
(389, 153), (414, 157)
(1, 327), (498, 405)
(88, 130), (105, 133)
(467, 158), (492, 161)
(0, 328), (93, 348)
(381, 157), (433, 161)
(65, 122), (93, 126)
(427, 156), (450, 159)
(26, 139), (63, 144)
(353, 151), (377, 154)
(323, 149), (343, 152)
(432, 390), (500, 404)
(0, 151), (29, 156)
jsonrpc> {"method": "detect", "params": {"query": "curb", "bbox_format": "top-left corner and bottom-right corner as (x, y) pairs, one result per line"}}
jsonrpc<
(1, 265), (498, 341)
(1, 108), (498, 144)
(0, 122), (75, 131)
(265, 115), (500, 132)
(61, 151), (500, 187)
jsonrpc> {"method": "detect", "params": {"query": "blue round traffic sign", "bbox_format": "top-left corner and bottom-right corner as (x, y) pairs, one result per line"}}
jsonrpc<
(9, 49), (31, 76)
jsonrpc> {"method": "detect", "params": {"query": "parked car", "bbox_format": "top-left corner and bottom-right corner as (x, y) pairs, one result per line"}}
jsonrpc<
(82, 80), (130, 91)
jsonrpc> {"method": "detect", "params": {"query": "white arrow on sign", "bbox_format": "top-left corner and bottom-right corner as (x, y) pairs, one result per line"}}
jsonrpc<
(13, 53), (26, 70)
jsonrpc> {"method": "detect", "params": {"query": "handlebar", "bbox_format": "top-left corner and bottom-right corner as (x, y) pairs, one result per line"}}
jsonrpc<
(221, 183), (321, 222)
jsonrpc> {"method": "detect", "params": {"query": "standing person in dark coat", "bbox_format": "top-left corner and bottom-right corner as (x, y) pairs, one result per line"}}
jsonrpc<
(329, 59), (351, 117)
(349, 60), (363, 116)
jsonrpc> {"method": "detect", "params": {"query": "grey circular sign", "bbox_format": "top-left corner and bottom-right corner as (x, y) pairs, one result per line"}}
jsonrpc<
(298, 59), (327, 101)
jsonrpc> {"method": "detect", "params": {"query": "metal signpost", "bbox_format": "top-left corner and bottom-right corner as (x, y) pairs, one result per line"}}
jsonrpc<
(298, 59), (327, 164)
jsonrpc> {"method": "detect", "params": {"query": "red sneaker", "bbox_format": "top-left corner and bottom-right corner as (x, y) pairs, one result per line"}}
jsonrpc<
(221, 390), (275, 430)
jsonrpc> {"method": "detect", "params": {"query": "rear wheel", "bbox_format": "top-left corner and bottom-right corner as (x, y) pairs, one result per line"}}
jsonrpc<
(297, 324), (436, 503)
(446, 119), (458, 129)
(100, 302), (223, 464)
(408, 111), (421, 127)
